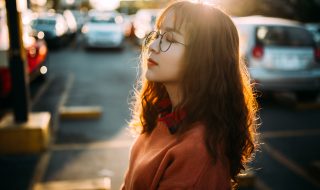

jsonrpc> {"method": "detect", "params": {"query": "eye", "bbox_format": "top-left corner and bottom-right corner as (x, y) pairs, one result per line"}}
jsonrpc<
(165, 32), (176, 43)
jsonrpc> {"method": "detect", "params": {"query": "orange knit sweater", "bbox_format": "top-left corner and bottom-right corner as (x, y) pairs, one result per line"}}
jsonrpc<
(121, 121), (231, 190)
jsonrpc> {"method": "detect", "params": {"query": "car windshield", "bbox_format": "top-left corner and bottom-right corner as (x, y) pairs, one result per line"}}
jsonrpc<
(90, 16), (115, 24)
(256, 26), (314, 47)
(32, 19), (56, 26)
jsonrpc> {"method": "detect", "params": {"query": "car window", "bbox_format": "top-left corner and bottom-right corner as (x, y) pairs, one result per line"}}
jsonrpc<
(32, 19), (56, 26)
(90, 16), (115, 24)
(255, 26), (314, 47)
(151, 15), (157, 23)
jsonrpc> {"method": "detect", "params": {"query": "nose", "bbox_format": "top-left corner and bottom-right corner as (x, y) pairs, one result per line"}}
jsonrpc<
(149, 37), (160, 53)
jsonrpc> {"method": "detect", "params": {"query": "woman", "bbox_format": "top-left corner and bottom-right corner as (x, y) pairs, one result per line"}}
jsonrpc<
(122, 0), (259, 189)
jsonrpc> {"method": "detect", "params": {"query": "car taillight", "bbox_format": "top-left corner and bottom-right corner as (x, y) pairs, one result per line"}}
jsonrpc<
(252, 45), (264, 59)
(28, 46), (37, 58)
(315, 48), (320, 61)
(0, 68), (12, 98)
(39, 45), (47, 55)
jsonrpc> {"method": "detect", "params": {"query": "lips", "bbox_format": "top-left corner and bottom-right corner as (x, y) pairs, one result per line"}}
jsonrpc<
(147, 58), (158, 66)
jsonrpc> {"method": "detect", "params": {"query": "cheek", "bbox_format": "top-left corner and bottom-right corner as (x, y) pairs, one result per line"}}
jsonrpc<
(146, 48), (185, 82)
(162, 52), (185, 79)
(169, 50), (185, 74)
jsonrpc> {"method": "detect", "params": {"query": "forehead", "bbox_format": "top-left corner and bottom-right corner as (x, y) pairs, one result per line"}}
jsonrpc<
(157, 10), (185, 35)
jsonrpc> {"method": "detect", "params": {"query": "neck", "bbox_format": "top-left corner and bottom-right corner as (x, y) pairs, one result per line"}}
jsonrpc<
(164, 83), (181, 110)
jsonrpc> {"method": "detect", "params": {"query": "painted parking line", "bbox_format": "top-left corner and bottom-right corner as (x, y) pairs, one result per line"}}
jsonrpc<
(28, 151), (51, 190)
(31, 75), (55, 109)
(30, 73), (74, 190)
(309, 160), (320, 180)
(51, 140), (134, 151)
(255, 178), (273, 190)
(262, 129), (320, 139)
(311, 160), (320, 172)
(263, 143), (320, 188)
(237, 170), (255, 188)
(58, 73), (75, 109)
(295, 102), (320, 110)
(33, 177), (111, 190)
(56, 73), (104, 120)
(59, 106), (103, 120)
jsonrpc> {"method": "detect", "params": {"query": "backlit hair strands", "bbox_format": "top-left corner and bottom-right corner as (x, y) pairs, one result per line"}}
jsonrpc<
(129, 1), (260, 188)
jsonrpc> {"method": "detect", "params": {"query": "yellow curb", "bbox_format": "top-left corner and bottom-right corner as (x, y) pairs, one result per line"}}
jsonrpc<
(33, 177), (111, 190)
(237, 170), (255, 187)
(0, 112), (51, 154)
(59, 106), (103, 120)
(295, 102), (320, 110)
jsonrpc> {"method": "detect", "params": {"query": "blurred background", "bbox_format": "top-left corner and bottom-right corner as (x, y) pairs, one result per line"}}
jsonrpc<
(0, 0), (320, 190)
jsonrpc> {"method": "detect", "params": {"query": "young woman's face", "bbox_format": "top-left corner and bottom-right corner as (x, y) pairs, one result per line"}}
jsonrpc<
(145, 11), (186, 85)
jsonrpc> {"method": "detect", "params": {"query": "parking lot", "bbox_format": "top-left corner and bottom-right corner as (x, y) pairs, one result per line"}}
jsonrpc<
(0, 37), (319, 189)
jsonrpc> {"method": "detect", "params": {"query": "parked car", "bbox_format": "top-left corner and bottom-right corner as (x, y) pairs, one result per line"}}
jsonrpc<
(0, 8), (48, 102)
(63, 10), (78, 38)
(233, 16), (320, 101)
(133, 9), (161, 45)
(31, 12), (69, 47)
(305, 23), (320, 47)
(70, 10), (86, 32)
(82, 11), (125, 49)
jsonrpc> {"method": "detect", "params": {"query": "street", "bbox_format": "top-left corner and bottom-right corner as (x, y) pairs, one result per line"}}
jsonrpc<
(1, 37), (320, 190)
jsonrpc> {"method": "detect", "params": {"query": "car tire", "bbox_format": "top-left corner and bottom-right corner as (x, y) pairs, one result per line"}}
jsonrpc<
(118, 44), (125, 51)
(35, 73), (47, 82)
(295, 91), (319, 102)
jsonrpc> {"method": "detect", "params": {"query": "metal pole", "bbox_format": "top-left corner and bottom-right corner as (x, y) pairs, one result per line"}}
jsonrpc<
(5, 0), (30, 122)
(27, 0), (31, 9)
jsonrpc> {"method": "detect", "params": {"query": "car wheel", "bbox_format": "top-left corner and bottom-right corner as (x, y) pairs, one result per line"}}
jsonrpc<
(295, 91), (319, 102)
(35, 73), (47, 82)
(118, 44), (125, 51)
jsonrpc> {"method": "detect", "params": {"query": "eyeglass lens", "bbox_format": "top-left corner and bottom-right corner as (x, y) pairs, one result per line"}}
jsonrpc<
(145, 31), (173, 52)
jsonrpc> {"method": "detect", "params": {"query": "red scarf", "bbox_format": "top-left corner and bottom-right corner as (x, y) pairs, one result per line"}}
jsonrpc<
(156, 99), (187, 134)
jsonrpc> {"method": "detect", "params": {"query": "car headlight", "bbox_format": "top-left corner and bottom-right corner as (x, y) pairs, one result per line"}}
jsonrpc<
(55, 23), (65, 37)
(82, 25), (89, 34)
(37, 31), (45, 40)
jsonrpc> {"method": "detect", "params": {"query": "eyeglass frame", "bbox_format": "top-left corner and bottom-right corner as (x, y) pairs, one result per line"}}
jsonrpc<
(144, 30), (186, 52)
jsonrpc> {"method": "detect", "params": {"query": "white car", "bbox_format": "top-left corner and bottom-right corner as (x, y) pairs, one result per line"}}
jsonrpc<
(305, 23), (320, 47)
(82, 11), (125, 49)
(233, 16), (320, 101)
(31, 13), (69, 46)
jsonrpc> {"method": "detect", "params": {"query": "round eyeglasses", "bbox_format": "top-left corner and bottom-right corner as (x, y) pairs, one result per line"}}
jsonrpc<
(144, 31), (186, 52)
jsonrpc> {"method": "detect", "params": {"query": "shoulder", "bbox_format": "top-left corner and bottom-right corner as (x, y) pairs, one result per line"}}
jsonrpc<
(181, 122), (206, 139)
(175, 122), (207, 151)
(158, 123), (231, 189)
(167, 122), (210, 164)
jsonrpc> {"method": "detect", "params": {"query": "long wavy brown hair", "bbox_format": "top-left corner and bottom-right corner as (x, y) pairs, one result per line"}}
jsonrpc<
(129, 0), (259, 188)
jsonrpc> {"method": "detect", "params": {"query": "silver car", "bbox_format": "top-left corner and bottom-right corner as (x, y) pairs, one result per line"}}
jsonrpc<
(31, 13), (69, 46)
(233, 16), (320, 101)
(82, 11), (125, 49)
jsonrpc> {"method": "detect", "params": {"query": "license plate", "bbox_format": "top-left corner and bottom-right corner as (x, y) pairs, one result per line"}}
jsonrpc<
(273, 55), (307, 70)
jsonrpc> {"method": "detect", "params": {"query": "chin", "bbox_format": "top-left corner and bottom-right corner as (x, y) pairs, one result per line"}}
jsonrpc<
(146, 76), (157, 82)
(145, 72), (157, 82)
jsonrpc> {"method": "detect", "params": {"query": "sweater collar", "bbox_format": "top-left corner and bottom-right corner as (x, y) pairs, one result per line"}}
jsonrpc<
(156, 99), (187, 134)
